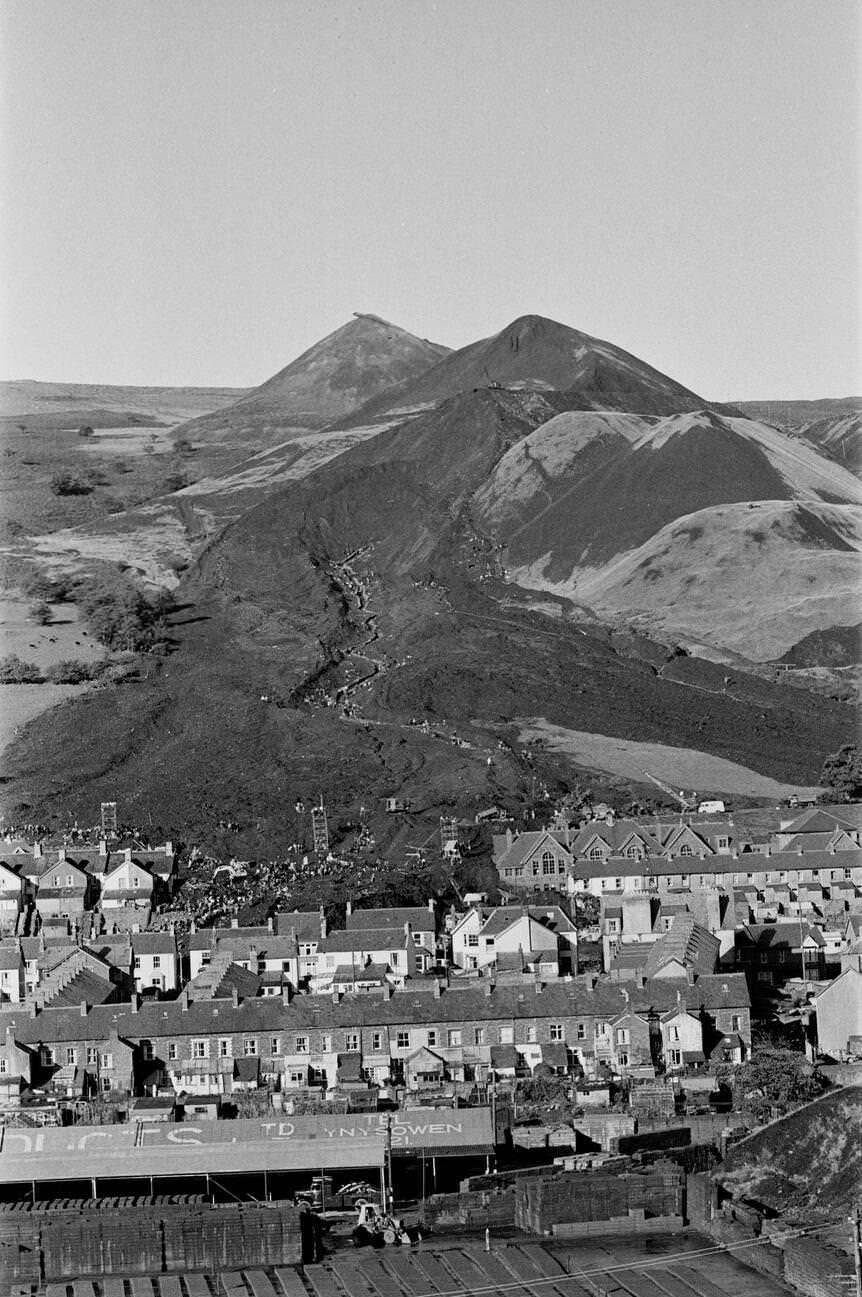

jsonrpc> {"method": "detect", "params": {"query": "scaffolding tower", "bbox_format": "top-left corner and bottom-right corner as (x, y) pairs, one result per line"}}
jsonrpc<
(311, 800), (329, 854)
(100, 802), (118, 837)
(439, 816), (458, 853)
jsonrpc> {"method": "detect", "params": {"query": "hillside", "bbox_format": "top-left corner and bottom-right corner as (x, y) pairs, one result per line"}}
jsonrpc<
(2, 382), (853, 851)
(716, 1085), (862, 1218)
(175, 313), (451, 442)
(735, 397), (862, 473)
(3, 314), (858, 849)
(337, 313), (719, 429)
(0, 380), (248, 422)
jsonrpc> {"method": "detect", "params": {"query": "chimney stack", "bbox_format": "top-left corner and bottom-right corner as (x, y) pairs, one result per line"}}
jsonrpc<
(80, 1000), (88, 1016)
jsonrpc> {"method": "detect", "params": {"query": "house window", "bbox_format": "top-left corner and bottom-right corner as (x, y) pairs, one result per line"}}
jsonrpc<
(65, 874), (73, 886)
(192, 1039), (208, 1059)
(577, 1023), (586, 1040)
(625, 844), (643, 859)
(448, 1029), (461, 1047)
(243, 1038), (257, 1056)
(0, 1059), (6, 1074)
(500, 1026), (514, 1044)
(679, 845), (693, 857)
(152, 955), (161, 969)
(321, 1034), (332, 1053)
(396, 1031), (410, 1049)
(550, 1024), (564, 1042)
(289, 1069), (306, 1086)
(718, 837), (730, 849)
(589, 846), (604, 860)
(474, 1028), (485, 1046)
(389, 951), (400, 965)
(344, 1032), (359, 1052)
(527, 1025), (537, 1043)
(618, 1052), (629, 1066)
(427, 1030), (437, 1047)
(168, 1043), (178, 1061)
(731, 1015), (741, 1032)
(669, 1049), (682, 1067)
(670, 1026), (680, 1042)
(100, 1053), (113, 1070)
(542, 851), (556, 875)
(372, 1031), (383, 1051)
(616, 1028), (629, 1045)
(42, 1047), (54, 1066)
(65, 1047), (76, 1065)
(295, 1035), (310, 1054)
(216, 1039), (230, 1058)
(270, 1037), (281, 1055)
(87, 1047), (98, 1066)
(133, 956), (141, 969)
(614, 879), (622, 890)
(467, 934), (479, 948)
(141, 1040), (154, 1061)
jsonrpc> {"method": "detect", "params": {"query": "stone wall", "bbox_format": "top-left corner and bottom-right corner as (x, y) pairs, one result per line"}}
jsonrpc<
(0, 1198), (303, 1283)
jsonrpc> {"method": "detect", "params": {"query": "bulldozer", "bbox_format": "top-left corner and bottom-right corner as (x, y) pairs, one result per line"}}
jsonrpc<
(352, 1200), (412, 1247)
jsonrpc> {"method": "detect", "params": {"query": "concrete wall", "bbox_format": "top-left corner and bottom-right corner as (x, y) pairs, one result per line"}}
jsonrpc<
(0, 1198), (303, 1283)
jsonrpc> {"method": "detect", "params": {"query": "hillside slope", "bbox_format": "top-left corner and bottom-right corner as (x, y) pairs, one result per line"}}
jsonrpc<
(337, 314), (719, 429)
(176, 313), (451, 441)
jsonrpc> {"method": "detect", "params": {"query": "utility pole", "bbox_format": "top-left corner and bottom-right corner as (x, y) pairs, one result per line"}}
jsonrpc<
(852, 1203), (862, 1297)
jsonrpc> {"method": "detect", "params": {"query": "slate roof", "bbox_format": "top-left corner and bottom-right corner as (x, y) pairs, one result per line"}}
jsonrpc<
(44, 968), (117, 1010)
(275, 911), (325, 940)
(331, 962), (389, 985)
(492, 830), (574, 869)
(320, 928), (410, 955)
(480, 905), (576, 939)
(131, 932), (177, 956)
(643, 917), (719, 979)
(346, 906), (434, 933)
(0, 971), (750, 1047)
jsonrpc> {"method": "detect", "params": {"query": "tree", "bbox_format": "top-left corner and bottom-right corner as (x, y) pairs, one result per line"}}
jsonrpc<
(50, 472), (92, 496)
(77, 424), (95, 438)
(718, 1048), (827, 1123)
(820, 744), (862, 802)
(0, 655), (42, 683)
(45, 659), (99, 684)
(29, 601), (52, 625)
(23, 571), (74, 603)
(76, 572), (176, 652)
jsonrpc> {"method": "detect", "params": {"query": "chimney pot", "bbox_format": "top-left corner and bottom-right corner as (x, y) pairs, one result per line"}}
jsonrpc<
(231, 986), (239, 1008)
(346, 901), (352, 916)
(231, 915), (239, 929)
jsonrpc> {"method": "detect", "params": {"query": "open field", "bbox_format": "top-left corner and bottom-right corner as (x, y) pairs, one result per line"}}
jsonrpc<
(517, 717), (824, 800)
(0, 594), (111, 758)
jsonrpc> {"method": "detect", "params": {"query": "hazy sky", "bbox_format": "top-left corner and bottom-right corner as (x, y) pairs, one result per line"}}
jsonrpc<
(1, 0), (859, 397)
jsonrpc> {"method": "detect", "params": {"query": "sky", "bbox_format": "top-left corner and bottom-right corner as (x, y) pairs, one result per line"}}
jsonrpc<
(0, 0), (859, 398)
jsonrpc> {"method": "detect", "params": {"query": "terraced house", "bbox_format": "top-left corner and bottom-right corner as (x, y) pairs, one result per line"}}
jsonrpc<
(0, 970), (751, 1102)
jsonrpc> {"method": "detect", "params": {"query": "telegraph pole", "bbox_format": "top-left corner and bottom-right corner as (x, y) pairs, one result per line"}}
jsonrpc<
(852, 1204), (862, 1297)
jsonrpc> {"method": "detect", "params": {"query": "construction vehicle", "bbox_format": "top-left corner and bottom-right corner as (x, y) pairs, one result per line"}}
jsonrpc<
(642, 770), (696, 813)
(352, 1200), (412, 1247)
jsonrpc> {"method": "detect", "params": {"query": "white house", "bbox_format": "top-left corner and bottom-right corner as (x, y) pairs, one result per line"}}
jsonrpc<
(131, 931), (178, 994)
(100, 855), (154, 909)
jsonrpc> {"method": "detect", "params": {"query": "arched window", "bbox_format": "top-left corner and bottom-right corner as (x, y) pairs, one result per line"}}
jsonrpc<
(679, 844), (693, 857)
(589, 845), (605, 861)
(625, 843), (644, 860)
(541, 850), (556, 875)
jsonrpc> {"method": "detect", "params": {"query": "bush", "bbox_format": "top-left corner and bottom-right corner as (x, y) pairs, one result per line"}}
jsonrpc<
(78, 425), (95, 438)
(29, 601), (52, 625)
(50, 472), (93, 496)
(174, 438), (194, 455)
(0, 655), (43, 683)
(23, 571), (75, 603)
(45, 659), (101, 684)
